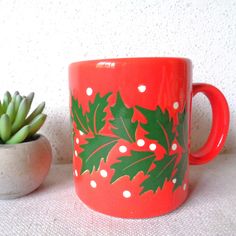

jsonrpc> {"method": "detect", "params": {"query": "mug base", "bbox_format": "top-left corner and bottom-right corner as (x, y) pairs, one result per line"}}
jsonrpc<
(75, 186), (189, 219)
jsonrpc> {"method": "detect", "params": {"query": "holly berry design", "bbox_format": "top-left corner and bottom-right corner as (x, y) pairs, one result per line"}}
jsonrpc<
(71, 91), (188, 195)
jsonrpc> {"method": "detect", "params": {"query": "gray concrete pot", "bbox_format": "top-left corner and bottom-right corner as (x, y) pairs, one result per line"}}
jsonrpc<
(0, 134), (52, 199)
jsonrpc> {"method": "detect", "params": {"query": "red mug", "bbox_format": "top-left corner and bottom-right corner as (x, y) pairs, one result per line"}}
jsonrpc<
(69, 58), (229, 218)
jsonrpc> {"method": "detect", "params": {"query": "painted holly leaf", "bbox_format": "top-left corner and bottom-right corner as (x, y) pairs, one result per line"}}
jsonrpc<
(136, 106), (175, 153)
(177, 108), (188, 149)
(141, 154), (177, 194)
(173, 152), (188, 191)
(72, 96), (89, 134)
(110, 151), (155, 183)
(86, 93), (111, 135)
(80, 135), (118, 174)
(110, 92), (138, 143)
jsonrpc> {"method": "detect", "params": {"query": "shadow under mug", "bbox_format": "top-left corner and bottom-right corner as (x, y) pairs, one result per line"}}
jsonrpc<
(69, 58), (229, 218)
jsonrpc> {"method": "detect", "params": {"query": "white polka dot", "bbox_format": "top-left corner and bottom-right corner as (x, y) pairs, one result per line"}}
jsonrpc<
(172, 178), (177, 184)
(86, 87), (93, 96)
(119, 145), (127, 153)
(172, 143), (177, 151)
(137, 139), (145, 147)
(173, 102), (179, 110)
(79, 130), (84, 135)
(138, 85), (146, 93)
(74, 150), (78, 157)
(74, 169), (78, 177)
(100, 169), (108, 178)
(76, 138), (79, 144)
(183, 184), (187, 191)
(123, 190), (131, 198)
(90, 180), (97, 188)
(149, 143), (157, 151)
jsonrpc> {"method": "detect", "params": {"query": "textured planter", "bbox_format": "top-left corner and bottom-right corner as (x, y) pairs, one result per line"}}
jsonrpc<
(0, 135), (52, 199)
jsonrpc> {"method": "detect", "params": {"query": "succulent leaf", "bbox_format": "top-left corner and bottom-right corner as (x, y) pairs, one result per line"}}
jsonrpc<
(0, 114), (11, 142)
(14, 95), (22, 113)
(0, 91), (46, 144)
(6, 125), (30, 144)
(0, 101), (3, 116)
(6, 101), (16, 123)
(12, 91), (19, 102)
(11, 98), (32, 134)
(2, 91), (11, 112)
(24, 101), (45, 125)
(26, 92), (34, 107)
(28, 113), (46, 137)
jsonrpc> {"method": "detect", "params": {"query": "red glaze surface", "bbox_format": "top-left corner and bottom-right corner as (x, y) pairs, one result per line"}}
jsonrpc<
(69, 58), (229, 218)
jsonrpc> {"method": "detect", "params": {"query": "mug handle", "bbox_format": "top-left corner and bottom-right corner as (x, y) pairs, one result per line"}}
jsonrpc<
(190, 83), (230, 165)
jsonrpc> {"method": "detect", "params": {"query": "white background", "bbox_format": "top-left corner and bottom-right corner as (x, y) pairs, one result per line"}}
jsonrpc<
(0, 0), (235, 163)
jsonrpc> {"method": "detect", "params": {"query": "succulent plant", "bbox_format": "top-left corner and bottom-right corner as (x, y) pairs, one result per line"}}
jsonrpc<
(0, 91), (46, 144)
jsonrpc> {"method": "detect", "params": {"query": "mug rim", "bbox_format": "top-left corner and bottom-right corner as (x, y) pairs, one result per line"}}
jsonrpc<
(69, 57), (192, 67)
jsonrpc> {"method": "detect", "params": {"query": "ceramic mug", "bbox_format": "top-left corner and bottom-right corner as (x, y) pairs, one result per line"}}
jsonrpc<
(69, 58), (229, 218)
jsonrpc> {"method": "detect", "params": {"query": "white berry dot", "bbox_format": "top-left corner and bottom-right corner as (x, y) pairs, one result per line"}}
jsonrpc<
(173, 102), (179, 110)
(138, 85), (146, 93)
(86, 87), (93, 96)
(100, 169), (108, 178)
(90, 180), (97, 188)
(137, 139), (145, 147)
(79, 130), (84, 135)
(123, 190), (131, 198)
(74, 150), (78, 157)
(76, 138), (79, 144)
(74, 169), (78, 177)
(172, 178), (177, 184)
(119, 145), (127, 153)
(149, 143), (157, 151)
(172, 143), (177, 151)
(183, 184), (187, 191)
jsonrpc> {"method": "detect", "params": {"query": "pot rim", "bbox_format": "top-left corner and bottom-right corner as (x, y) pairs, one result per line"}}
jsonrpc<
(0, 134), (46, 147)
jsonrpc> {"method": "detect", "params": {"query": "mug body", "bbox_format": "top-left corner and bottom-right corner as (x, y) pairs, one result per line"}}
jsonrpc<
(69, 58), (192, 218)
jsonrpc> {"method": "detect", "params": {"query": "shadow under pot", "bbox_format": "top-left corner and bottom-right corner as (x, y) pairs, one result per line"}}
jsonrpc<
(0, 134), (52, 199)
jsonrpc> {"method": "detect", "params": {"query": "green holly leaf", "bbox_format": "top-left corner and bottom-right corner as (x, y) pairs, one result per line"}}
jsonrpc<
(72, 96), (89, 134)
(110, 92), (138, 143)
(136, 106), (175, 153)
(173, 152), (188, 191)
(110, 151), (155, 183)
(87, 93), (111, 135)
(141, 154), (177, 194)
(80, 135), (118, 174)
(177, 108), (188, 149)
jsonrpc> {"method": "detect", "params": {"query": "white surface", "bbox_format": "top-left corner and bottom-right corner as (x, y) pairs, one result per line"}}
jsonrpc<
(0, 154), (235, 236)
(0, 1), (235, 163)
